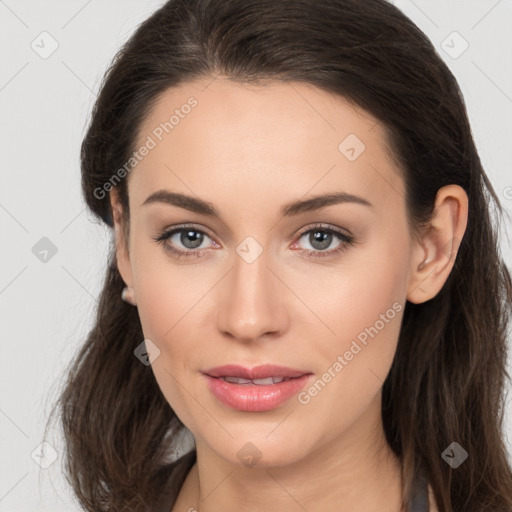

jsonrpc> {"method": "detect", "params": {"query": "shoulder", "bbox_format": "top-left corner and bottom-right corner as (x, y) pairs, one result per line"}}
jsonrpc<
(152, 450), (197, 512)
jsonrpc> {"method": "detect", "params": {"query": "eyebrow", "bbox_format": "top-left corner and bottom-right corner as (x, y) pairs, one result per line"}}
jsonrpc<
(141, 189), (373, 218)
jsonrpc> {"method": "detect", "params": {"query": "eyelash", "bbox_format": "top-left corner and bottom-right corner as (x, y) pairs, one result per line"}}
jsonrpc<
(152, 223), (355, 261)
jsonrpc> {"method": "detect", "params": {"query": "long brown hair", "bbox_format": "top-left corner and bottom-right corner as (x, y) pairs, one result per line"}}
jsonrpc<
(45, 0), (512, 510)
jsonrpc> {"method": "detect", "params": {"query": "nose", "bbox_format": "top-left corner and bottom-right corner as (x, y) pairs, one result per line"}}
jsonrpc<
(215, 248), (289, 343)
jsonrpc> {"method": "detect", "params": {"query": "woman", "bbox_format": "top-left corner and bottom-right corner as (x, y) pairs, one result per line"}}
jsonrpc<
(46, 0), (512, 511)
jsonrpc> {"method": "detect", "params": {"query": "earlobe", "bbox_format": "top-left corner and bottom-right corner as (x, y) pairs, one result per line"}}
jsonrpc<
(121, 285), (137, 306)
(406, 185), (468, 304)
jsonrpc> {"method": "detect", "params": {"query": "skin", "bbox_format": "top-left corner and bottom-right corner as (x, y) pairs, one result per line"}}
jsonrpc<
(110, 76), (467, 511)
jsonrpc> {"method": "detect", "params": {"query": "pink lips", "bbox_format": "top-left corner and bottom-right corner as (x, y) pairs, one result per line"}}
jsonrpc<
(202, 364), (314, 412)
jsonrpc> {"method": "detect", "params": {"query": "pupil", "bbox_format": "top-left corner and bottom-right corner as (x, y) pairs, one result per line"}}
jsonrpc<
(181, 230), (203, 249)
(311, 231), (331, 250)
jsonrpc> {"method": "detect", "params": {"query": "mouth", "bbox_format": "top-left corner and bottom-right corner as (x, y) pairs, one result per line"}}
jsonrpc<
(216, 375), (296, 385)
(202, 364), (314, 412)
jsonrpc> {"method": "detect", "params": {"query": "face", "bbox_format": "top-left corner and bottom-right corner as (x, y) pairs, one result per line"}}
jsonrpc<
(113, 76), (417, 468)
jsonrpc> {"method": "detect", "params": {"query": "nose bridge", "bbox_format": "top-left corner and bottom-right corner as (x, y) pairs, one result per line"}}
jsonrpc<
(216, 239), (286, 342)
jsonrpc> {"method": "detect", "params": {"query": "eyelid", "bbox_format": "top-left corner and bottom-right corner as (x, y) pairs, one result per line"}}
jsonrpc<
(294, 222), (353, 240)
(156, 223), (217, 242)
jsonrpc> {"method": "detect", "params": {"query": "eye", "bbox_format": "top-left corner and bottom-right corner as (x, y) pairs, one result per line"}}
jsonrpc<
(152, 224), (217, 260)
(292, 223), (355, 259)
(153, 223), (355, 260)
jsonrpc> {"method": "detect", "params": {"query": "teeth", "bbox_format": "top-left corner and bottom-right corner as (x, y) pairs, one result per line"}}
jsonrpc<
(223, 376), (252, 384)
(220, 376), (290, 385)
(252, 377), (278, 385)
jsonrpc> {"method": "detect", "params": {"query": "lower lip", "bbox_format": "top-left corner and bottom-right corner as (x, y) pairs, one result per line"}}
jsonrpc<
(203, 374), (313, 412)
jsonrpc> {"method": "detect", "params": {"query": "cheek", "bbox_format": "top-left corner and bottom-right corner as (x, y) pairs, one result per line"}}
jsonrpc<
(296, 226), (409, 354)
(132, 252), (209, 425)
(310, 235), (408, 409)
(131, 234), (210, 341)
(131, 245), (216, 416)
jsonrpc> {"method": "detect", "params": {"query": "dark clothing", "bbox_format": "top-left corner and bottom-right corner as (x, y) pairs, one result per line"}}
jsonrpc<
(152, 450), (197, 512)
(152, 450), (429, 511)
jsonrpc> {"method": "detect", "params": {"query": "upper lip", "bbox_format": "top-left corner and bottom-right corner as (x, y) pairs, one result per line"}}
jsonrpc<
(203, 364), (312, 380)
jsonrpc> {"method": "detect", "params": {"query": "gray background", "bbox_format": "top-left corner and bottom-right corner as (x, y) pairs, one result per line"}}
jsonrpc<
(1, 0), (511, 510)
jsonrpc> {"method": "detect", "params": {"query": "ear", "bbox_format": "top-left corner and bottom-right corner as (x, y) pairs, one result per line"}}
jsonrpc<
(406, 184), (468, 304)
(109, 189), (134, 289)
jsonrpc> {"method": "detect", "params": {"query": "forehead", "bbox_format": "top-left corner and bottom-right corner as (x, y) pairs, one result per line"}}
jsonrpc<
(129, 76), (404, 215)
